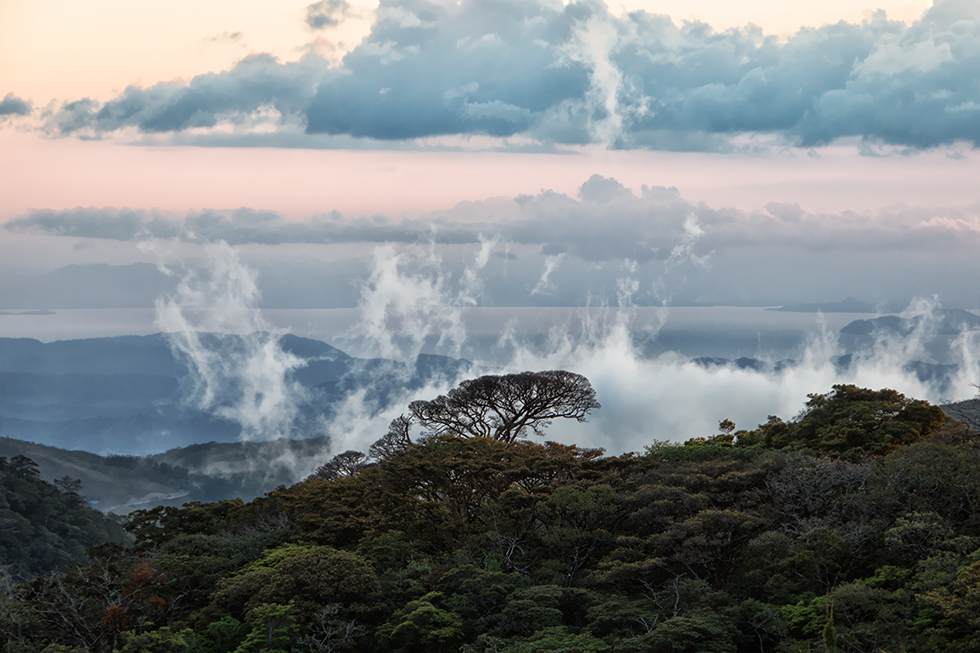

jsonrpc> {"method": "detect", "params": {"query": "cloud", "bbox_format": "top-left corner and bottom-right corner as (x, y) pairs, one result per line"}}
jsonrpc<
(0, 93), (32, 116)
(29, 0), (979, 150)
(46, 54), (328, 136)
(155, 242), (310, 440)
(8, 174), (980, 308)
(5, 206), (483, 246)
(306, 0), (353, 29)
(9, 177), (980, 263)
(327, 243), (980, 454)
(305, 0), (589, 140)
(578, 173), (631, 203)
(206, 31), (244, 43)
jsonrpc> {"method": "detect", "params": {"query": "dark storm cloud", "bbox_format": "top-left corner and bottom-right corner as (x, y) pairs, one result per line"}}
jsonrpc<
(39, 0), (980, 149)
(306, 0), (353, 29)
(0, 93), (32, 116)
(8, 176), (979, 264)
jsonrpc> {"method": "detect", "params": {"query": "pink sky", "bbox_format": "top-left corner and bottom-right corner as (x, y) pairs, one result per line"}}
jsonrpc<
(2, 131), (977, 222)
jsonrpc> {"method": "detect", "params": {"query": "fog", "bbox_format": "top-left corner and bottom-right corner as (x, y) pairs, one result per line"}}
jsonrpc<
(145, 239), (979, 467)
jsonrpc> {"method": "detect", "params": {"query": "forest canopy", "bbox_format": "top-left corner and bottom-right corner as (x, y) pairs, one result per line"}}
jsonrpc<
(1, 381), (978, 653)
(0, 455), (127, 580)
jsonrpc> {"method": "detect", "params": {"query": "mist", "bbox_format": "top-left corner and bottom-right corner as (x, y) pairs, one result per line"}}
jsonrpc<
(358, 247), (977, 455)
(148, 239), (979, 469)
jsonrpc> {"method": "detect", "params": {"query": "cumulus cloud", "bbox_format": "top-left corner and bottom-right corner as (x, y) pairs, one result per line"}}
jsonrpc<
(27, 0), (979, 150)
(0, 93), (32, 116)
(5, 206), (480, 245)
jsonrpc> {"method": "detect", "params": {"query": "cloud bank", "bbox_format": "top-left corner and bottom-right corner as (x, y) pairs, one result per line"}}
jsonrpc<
(7, 175), (979, 308)
(8, 176), (979, 260)
(27, 0), (980, 150)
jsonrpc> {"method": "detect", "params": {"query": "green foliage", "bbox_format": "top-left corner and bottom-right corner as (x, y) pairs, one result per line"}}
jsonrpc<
(117, 626), (197, 653)
(234, 603), (298, 653)
(201, 616), (247, 653)
(646, 610), (738, 653)
(377, 592), (464, 653)
(3, 386), (979, 653)
(469, 626), (611, 652)
(735, 384), (951, 457)
(210, 545), (380, 624)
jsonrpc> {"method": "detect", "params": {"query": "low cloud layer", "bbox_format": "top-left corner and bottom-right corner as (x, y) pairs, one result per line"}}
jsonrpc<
(8, 175), (979, 258)
(6, 175), (979, 308)
(25, 0), (980, 150)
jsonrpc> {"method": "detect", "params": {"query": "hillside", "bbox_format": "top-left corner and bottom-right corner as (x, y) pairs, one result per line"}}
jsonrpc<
(0, 455), (128, 580)
(944, 397), (980, 432)
(840, 308), (980, 336)
(0, 436), (331, 513)
(2, 384), (979, 652)
(147, 437), (331, 477)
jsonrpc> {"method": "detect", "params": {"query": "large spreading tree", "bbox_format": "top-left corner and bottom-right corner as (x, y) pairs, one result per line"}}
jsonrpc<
(407, 370), (601, 444)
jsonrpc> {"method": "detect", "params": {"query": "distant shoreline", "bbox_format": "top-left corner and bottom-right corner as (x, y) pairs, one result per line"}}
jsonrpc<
(766, 297), (906, 314)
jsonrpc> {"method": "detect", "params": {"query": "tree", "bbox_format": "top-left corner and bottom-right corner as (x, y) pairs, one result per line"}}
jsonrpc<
(376, 592), (464, 653)
(757, 385), (948, 457)
(406, 371), (600, 444)
(309, 451), (369, 481)
(943, 383), (980, 433)
(54, 476), (83, 496)
(369, 416), (415, 461)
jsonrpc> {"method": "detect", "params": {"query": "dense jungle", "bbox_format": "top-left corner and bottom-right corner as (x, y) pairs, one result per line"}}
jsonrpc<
(2, 382), (980, 653)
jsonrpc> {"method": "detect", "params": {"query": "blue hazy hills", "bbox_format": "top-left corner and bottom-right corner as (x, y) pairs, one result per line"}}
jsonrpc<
(2, 308), (976, 457)
(0, 333), (470, 456)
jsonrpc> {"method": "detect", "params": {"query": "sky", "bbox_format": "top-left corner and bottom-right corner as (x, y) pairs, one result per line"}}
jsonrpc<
(1, 0), (978, 309)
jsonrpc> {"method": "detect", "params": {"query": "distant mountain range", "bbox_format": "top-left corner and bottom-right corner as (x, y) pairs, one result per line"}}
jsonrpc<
(0, 333), (470, 456)
(839, 308), (980, 336)
(692, 355), (961, 394)
(2, 308), (976, 459)
(692, 309), (979, 396)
